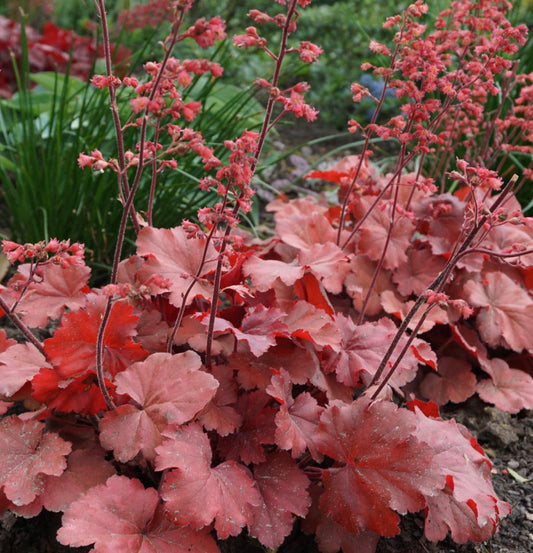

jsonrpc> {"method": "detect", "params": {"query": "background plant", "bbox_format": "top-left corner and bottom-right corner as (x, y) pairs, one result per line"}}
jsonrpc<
(0, 13), (264, 282)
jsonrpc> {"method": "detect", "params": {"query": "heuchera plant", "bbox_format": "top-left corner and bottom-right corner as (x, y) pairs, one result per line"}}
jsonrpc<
(1, 1), (533, 552)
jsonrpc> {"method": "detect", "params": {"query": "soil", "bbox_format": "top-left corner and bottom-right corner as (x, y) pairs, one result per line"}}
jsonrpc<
(1, 125), (531, 553)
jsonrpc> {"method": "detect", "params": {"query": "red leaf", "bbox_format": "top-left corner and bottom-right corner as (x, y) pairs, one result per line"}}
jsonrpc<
(136, 226), (217, 307)
(411, 407), (510, 542)
(217, 390), (276, 465)
(212, 306), (288, 357)
(420, 357), (476, 405)
(0, 329), (16, 352)
(302, 483), (380, 553)
(58, 475), (219, 553)
(44, 296), (147, 380)
(157, 424), (261, 539)
(304, 169), (348, 184)
(0, 342), (51, 397)
(315, 398), (437, 536)
(293, 273), (335, 316)
(324, 316), (431, 391)
(99, 352), (218, 462)
(313, 512), (380, 553)
(476, 357), (533, 413)
(248, 452), (311, 549)
(42, 448), (115, 512)
(9, 263), (90, 327)
(31, 369), (109, 414)
(353, 197), (415, 270)
(464, 271), (533, 352)
(0, 416), (71, 505)
(266, 369), (324, 460)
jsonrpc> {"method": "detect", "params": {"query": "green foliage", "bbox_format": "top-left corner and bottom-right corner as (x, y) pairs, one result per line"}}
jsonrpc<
(0, 35), (264, 282)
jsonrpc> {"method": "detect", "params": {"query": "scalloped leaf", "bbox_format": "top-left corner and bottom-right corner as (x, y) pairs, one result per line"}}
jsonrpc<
(0, 416), (71, 505)
(0, 341), (51, 397)
(157, 424), (260, 539)
(58, 475), (219, 553)
(136, 226), (217, 307)
(315, 398), (438, 537)
(99, 352), (218, 462)
(248, 452), (311, 549)
(44, 296), (147, 380)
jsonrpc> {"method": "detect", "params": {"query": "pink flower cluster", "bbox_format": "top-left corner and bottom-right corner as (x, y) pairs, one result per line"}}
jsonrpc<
(2, 239), (84, 267)
(233, 4), (322, 123)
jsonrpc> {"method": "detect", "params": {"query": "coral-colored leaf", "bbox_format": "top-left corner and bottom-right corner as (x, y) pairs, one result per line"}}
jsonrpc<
(424, 485), (499, 543)
(44, 296), (147, 380)
(381, 290), (449, 333)
(354, 197), (415, 270)
(419, 194), (465, 258)
(274, 200), (337, 250)
(10, 263), (90, 327)
(266, 369), (323, 460)
(136, 226), (217, 307)
(284, 300), (339, 348)
(315, 398), (437, 537)
(392, 246), (446, 296)
(411, 407), (510, 542)
(243, 256), (305, 290)
(99, 352), (218, 462)
(324, 316), (431, 391)
(0, 342), (51, 397)
(212, 306), (288, 357)
(0, 329), (16, 352)
(198, 365), (242, 436)
(420, 357), (476, 405)
(157, 425), (260, 539)
(476, 357), (533, 413)
(248, 452), (311, 549)
(42, 448), (115, 512)
(217, 390), (276, 464)
(464, 271), (533, 352)
(298, 242), (350, 294)
(0, 416), (71, 505)
(344, 255), (394, 316)
(58, 475), (219, 553)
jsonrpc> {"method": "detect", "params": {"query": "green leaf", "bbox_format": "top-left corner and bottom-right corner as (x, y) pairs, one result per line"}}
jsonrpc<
(30, 72), (86, 97)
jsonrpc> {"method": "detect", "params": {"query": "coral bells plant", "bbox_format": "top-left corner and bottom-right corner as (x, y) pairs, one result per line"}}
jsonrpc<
(0, 1), (533, 552)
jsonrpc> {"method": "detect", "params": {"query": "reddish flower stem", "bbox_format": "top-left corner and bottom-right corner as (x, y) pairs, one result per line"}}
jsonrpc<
(0, 295), (44, 355)
(369, 175), (518, 394)
(94, 1), (188, 409)
(202, 0), (300, 370)
(95, 0), (140, 234)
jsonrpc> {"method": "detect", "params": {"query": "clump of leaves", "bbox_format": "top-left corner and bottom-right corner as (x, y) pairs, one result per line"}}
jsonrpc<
(0, 1), (532, 553)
